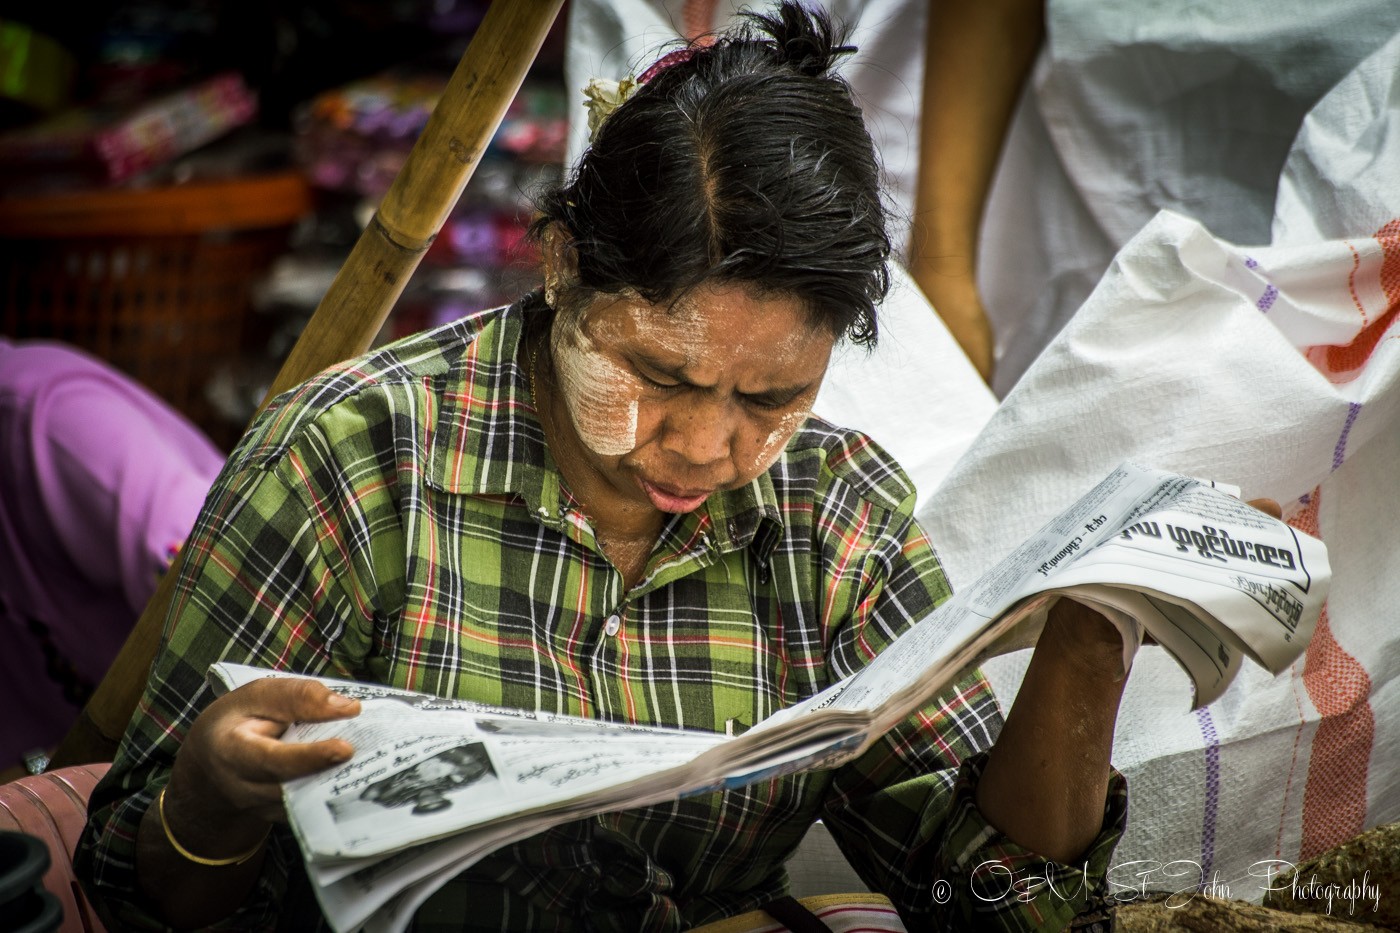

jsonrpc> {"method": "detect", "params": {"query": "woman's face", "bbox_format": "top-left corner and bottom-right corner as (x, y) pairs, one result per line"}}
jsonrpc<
(546, 282), (835, 515)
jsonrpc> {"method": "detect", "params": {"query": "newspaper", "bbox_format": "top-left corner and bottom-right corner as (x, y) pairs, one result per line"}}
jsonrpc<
(208, 462), (1330, 933)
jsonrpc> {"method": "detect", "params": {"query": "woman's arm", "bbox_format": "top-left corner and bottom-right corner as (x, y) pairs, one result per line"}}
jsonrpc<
(979, 498), (1285, 862)
(816, 495), (1124, 929)
(975, 598), (1128, 864)
(909, 0), (1044, 383)
(77, 428), (392, 929)
(134, 679), (358, 929)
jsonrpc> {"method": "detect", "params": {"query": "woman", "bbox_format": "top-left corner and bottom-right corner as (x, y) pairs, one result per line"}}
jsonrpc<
(78, 6), (1130, 930)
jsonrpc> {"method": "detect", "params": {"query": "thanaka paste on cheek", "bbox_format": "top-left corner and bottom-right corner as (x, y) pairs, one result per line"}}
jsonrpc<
(551, 322), (640, 457)
(753, 410), (809, 474)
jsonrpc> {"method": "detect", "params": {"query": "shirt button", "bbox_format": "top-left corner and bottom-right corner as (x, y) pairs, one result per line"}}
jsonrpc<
(604, 614), (621, 636)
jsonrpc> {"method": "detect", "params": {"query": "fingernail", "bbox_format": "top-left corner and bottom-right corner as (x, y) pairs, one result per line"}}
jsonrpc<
(328, 692), (356, 709)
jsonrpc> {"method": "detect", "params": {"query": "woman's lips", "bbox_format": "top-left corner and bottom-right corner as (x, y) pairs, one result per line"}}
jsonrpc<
(639, 478), (711, 513)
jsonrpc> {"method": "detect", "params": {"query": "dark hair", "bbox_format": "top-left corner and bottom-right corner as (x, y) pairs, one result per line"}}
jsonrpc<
(532, 1), (889, 345)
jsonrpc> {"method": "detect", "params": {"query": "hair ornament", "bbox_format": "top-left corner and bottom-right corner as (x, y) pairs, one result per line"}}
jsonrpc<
(638, 48), (697, 83)
(582, 76), (637, 143)
(583, 47), (700, 143)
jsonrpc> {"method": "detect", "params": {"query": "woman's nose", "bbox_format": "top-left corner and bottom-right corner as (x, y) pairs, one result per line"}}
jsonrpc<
(662, 395), (734, 468)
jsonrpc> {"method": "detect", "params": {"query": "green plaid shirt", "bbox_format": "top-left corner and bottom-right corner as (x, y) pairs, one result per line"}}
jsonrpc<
(79, 300), (1124, 932)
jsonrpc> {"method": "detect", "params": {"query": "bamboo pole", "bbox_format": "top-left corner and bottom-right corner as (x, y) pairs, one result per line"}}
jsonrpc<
(50, 0), (566, 770)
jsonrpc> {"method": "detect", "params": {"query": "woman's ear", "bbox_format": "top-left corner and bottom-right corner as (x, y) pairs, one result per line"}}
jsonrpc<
(541, 223), (579, 307)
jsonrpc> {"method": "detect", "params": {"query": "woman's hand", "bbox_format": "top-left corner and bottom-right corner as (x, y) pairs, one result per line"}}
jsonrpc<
(1042, 594), (1125, 672)
(1249, 497), (1283, 520)
(137, 677), (360, 927)
(169, 677), (361, 826)
(911, 266), (995, 383)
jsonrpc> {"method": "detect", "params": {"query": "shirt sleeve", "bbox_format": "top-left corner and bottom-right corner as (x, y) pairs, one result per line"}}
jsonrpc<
(19, 351), (223, 684)
(927, 752), (1126, 931)
(816, 504), (1127, 931)
(75, 422), (379, 931)
(35, 366), (223, 616)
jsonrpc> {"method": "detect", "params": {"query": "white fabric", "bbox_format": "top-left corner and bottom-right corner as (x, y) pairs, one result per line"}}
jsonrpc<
(980, 0), (1400, 396)
(815, 263), (996, 506)
(924, 33), (1400, 902)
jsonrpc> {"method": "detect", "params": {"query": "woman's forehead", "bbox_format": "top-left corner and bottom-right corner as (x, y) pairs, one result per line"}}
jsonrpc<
(570, 287), (836, 396)
(580, 283), (828, 350)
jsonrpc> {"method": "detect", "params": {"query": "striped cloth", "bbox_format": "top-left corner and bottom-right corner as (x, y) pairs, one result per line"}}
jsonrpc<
(690, 893), (906, 932)
(78, 298), (1123, 931)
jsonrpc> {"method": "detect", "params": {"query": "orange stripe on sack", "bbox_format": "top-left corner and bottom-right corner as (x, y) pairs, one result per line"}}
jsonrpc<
(1292, 489), (1375, 859)
(1323, 220), (1400, 376)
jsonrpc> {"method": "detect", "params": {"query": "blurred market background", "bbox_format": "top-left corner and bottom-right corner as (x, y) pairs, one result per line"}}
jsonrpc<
(0, 1), (568, 449)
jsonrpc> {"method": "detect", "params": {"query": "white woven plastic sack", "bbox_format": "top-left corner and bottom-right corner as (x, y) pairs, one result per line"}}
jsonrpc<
(920, 33), (1400, 906)
(978, 0), (1400, 396)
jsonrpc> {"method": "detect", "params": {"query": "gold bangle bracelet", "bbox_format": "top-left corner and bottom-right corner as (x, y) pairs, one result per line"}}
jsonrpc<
(156, 786), (270, 867)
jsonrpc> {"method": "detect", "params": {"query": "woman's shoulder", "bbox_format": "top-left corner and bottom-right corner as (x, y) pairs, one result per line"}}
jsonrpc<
(231, 305), (513, 470)
(775, 415), (920, 520)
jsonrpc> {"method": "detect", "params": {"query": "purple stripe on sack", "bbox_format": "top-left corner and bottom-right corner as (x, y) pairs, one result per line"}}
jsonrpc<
(1257, 284), (1278, 313)
(1195, 707), (1220, 883)
(1244, 256), (1259, 269)
(1333, 402), (1362, 471)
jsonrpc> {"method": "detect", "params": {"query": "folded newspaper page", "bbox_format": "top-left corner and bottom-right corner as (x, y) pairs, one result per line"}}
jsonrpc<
(208, 461), (1330, 933)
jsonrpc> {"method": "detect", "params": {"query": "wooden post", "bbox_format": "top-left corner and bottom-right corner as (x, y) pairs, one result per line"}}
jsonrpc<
(49, 0), (566, 770)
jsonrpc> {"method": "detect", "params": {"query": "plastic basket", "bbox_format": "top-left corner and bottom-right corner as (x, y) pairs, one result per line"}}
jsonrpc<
(0, 172), (312, 445)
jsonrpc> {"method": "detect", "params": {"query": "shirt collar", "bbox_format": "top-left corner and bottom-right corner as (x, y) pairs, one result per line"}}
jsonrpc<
(426, 300), (785, 564)
(426, 299), (557, 513)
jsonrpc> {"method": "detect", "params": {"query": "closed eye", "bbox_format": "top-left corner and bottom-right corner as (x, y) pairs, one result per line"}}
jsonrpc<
(741, 387), (806, 410)
(640, 372), (682, 390)
(631, 355), (686, 390)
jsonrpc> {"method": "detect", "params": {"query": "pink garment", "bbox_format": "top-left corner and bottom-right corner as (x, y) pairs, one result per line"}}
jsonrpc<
(0, 339), (223, 765)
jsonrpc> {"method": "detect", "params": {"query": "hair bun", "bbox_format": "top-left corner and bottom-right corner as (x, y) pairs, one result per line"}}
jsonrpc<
(745, 2), (855, 78)
(532, 0), (889, 349)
